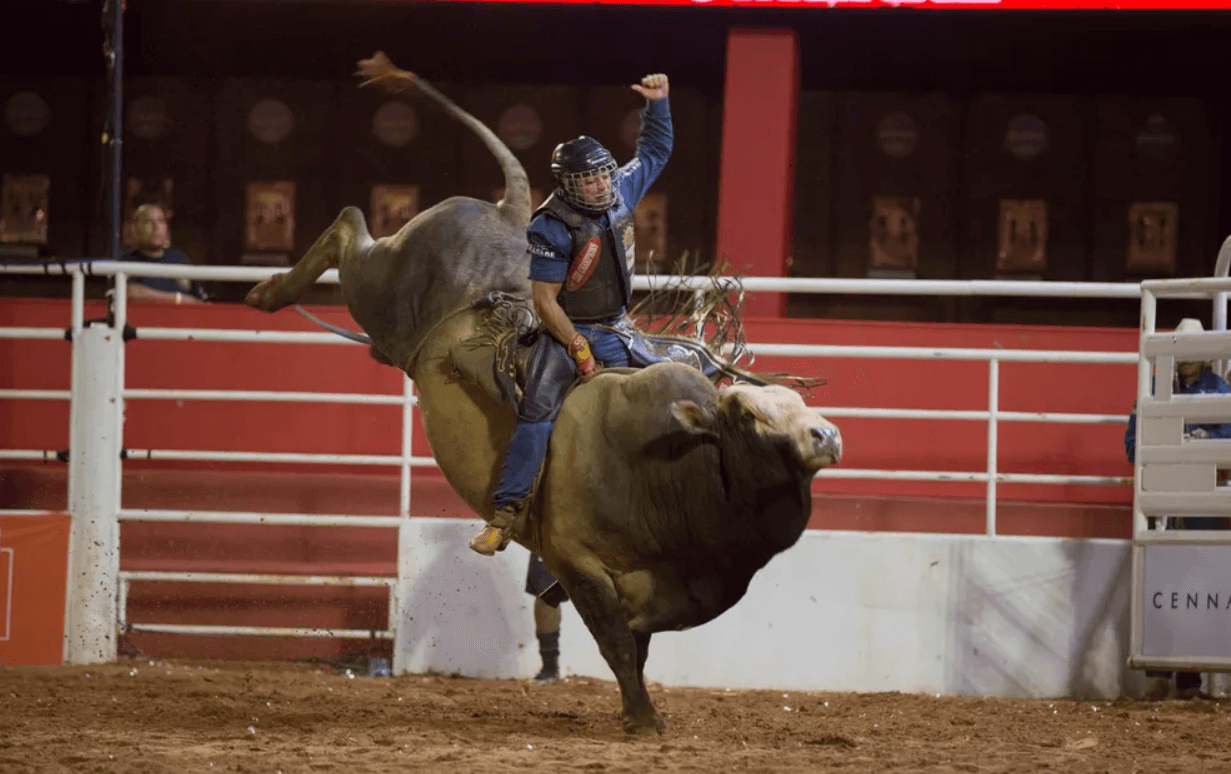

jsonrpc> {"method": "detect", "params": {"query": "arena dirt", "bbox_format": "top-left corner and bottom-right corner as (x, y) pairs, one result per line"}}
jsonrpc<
(1, 658), (1229, 773)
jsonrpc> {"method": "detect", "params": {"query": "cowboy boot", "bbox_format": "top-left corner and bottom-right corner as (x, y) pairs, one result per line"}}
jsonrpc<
(470, 502), (521, 556)
(533, 630), (560, 681)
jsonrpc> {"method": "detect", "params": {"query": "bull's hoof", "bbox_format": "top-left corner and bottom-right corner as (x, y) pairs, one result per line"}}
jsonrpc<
(243, 273), (290, 312)
(623, 712), (665, 736)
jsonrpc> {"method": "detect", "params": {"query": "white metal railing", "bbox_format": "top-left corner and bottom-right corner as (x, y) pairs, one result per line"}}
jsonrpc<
(117, 572), (398, 641)
(0, 269), (81, 482)
(1132, 276), (1231, 535)
(118, 511), (400, 526)
(125, 388), (403, 404)
(0, 258), (1156, 662)
(0, 261), (414, 656)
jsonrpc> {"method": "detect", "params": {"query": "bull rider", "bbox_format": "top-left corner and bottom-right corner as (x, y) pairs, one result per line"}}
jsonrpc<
(470, 72), (673, 555)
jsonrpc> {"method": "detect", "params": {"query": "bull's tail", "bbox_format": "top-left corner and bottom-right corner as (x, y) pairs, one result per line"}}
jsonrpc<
(244, 207), (372, 312)
(294, 305), (374, 346)
(356, 52), (532, 231)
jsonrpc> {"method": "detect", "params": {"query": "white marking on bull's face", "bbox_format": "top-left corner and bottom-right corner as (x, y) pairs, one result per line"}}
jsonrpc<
(720, 384), (842, 472)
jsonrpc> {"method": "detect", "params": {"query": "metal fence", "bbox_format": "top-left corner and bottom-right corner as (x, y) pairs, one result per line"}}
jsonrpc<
(0, 258), (1184, 665)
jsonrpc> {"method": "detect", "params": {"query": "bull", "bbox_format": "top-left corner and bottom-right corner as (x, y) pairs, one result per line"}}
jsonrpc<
(244, 53), (842, 735)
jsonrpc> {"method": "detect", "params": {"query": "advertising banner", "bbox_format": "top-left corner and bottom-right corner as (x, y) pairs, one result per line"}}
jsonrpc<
(0, 514), (70, 666)
(1142, 544), (1231, 659)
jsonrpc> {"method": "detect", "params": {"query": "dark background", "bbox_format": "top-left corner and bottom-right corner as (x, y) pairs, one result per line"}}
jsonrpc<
(4, 0), (1231, 324)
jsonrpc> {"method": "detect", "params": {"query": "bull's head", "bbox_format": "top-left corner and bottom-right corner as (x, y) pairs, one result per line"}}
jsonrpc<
(670, 383), (842, 473)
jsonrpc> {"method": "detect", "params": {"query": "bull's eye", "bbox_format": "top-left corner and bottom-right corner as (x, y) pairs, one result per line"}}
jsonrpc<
(726, 392), (766, 426)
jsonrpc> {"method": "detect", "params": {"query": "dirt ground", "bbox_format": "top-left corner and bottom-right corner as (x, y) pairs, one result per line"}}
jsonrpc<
(1, 659), (1230, 773)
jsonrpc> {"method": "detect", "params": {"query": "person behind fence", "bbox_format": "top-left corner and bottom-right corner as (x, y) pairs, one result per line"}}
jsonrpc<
(120, 203), (209, 304)
(1123, 316), (1231, 701)
(526, 553), (566, 681)
(469, 72), (673, 556)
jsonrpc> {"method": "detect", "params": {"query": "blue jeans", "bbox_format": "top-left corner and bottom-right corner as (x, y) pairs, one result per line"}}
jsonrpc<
(574, 323), (632, 369)
(491, 327), (630, 509)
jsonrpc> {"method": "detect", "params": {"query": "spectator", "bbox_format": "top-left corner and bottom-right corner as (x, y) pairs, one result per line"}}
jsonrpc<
(120, 203), (208, 303)
(1124, 316), (1231, 701)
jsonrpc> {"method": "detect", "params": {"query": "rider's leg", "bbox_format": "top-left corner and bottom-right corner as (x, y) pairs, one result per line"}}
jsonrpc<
(578, 325), (631, 369)
(470, 333), (580, 556)
(470, 419), (552, 555)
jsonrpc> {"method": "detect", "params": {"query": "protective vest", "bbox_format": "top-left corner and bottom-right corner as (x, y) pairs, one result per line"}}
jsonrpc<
(537, 193), (636, 323)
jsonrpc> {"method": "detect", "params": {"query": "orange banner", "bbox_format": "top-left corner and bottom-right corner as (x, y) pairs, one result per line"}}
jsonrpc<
(0, 514), (70, 665)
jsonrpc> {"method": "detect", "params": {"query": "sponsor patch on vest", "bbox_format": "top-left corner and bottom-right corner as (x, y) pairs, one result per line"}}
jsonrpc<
(566, 236), (602, 291)
(622, 224), (637, 271)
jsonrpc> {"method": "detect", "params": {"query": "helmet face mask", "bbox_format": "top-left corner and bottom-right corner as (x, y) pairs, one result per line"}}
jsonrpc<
(551, 136), (618, 213)
(558, 163), (617, 212)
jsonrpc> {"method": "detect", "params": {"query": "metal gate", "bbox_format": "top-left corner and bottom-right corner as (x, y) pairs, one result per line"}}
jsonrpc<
(1129, 271), (1231, 675)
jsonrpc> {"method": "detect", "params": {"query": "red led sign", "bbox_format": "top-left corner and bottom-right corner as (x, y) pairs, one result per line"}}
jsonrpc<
(411, 0), (1231, 8)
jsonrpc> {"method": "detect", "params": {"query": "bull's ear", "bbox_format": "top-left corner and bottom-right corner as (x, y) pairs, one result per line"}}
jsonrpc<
(670, 399), (715, 435)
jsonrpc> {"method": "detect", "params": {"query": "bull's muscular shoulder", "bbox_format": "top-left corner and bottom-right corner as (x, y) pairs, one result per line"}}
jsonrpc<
(569, 362), (717, 455)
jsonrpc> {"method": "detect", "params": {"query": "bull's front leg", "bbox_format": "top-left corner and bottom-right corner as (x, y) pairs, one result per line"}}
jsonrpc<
(562, 566), (664, 735)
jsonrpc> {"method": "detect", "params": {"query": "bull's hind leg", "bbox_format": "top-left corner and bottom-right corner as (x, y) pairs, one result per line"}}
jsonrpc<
(244, 206), (369, 312)
(562, 565), (665, 735)
(634, 630), (652, 696)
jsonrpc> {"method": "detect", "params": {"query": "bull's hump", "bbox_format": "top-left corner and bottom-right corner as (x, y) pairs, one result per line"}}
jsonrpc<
(626, 362), (715, 404)
(604, 363), (716, 445)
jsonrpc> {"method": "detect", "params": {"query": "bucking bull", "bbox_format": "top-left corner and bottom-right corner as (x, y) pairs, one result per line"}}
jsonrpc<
(245, 53), (842, 735)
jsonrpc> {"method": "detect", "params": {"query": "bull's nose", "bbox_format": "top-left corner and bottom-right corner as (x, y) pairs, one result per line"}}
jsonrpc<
(811, 425), (836, 444)
(811, 425), (841, 460)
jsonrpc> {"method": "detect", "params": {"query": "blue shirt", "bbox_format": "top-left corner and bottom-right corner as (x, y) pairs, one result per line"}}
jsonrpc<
(527, 96), (673, 287)
(120, 247), (207, 299)
(1124, 367), (1231, 463)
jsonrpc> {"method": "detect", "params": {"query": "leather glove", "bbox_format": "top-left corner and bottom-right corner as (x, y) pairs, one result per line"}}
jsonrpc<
(568, 332), (599, 376)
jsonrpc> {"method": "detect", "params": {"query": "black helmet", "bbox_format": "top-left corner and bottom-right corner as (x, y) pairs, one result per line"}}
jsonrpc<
(550, 136), (617, 213)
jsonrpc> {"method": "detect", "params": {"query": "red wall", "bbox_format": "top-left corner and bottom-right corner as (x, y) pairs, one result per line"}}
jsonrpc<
(0, 298), (1138, 660)
(741, 315), (1138, 505)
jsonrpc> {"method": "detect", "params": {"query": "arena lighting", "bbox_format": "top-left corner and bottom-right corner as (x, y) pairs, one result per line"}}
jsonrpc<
(402, 0), (1231, 8)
